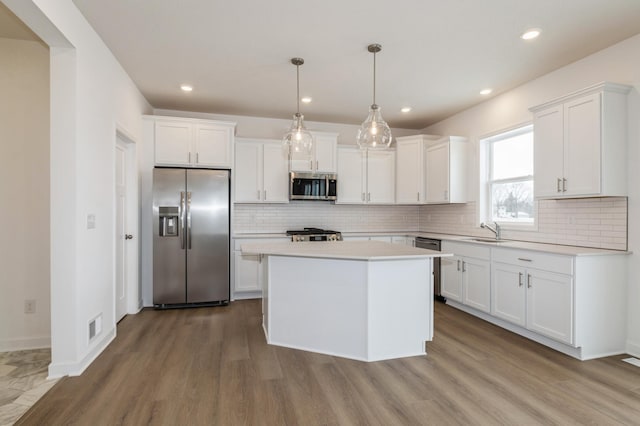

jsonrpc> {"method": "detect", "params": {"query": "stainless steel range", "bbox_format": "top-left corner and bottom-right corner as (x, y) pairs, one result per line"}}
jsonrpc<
(286, 228), (343, 242)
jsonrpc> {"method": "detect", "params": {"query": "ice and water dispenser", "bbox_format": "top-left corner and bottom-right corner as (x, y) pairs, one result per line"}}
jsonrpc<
(159, 206), (180, 237)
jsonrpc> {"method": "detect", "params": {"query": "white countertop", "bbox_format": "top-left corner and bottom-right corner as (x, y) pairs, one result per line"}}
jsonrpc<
(234, 231), (629, 256)
(241, 240), (451, 261)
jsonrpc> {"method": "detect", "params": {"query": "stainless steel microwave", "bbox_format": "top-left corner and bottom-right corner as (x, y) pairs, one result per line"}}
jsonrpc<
(289, 172), (337, 201)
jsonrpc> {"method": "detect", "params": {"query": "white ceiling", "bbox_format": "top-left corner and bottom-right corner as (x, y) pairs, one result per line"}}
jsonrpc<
(17, 1), (640, 129)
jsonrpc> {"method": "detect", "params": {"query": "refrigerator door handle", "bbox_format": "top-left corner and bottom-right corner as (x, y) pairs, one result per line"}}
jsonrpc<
(180, 191), (186, 249)
(187, 191), (192, 250)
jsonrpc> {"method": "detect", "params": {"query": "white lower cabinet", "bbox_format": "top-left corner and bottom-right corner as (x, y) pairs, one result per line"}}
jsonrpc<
(441, 242), (491, 313)
(491, 249), (574, 345)
(233, 238), (287, 299)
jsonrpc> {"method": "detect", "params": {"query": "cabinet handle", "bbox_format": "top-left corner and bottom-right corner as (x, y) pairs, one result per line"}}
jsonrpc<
(257, 190), (261, 200)
(444, 189), (448, 201)
(462, 261), (466, 273)
(316, 160), (319, 170)
(563, 178), (567, 192)
(518, 272), (523, 287)
(517, 258), (532, 262)
(362, 192), (365, 202)
(417, 192), (420, 202)
(367, 192), (371, 202)
(189, 152), (192, 163)
(264, 190), (267, 200)
(310, 160), (313, 170)
(557, 178), (562, 192)
(196, 152), (199, 163)
(527, 274), (532, 288)
(457, 260), (461, 271)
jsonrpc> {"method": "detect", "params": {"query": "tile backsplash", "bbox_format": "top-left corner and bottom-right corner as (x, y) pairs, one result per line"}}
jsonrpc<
(418, 197), (627, 250)
(234, 203), (419, 234)
(234, 197), (627, 250)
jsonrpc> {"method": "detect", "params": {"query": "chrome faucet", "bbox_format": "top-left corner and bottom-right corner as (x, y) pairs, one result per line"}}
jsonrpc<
(480, 222), (501, 240)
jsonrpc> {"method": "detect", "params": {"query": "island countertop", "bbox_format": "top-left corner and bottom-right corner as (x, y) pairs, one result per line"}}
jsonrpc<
(241, 240), (452, 261)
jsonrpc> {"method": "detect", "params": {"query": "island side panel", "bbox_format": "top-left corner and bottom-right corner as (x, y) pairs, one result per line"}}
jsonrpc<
(266, 256), (369, 360)
(367, 258), (432, 361)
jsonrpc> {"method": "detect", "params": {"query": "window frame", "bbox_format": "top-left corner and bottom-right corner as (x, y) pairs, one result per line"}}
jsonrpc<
(480, 123), (537, 231)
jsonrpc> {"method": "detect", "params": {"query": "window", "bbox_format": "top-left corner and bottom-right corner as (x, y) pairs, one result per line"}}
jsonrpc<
(483, 125), (534, 226)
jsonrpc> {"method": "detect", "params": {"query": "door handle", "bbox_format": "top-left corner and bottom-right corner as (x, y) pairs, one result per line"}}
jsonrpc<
(180, 191), (186, 249)
(186, 191), (192, 250)
(125, 234), (133, 240)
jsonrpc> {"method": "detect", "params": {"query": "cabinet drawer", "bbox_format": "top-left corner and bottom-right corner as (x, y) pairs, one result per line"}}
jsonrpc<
(442, 241), (491, 260)
(492, 248), (573, 275)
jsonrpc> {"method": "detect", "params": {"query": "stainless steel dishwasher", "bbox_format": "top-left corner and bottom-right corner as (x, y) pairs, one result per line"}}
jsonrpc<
(415, 237), (445, 302)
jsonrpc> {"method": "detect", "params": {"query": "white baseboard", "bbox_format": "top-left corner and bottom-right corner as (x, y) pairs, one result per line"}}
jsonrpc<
(0, 336), (51, 353)
(626, 339), (640, 358)
(47, 328), (116, 379)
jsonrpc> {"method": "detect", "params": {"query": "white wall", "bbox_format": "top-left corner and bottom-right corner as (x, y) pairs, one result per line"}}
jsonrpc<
(422, 34), (640, 357)
(3, 0), (152, 377)
(0, 37), (50, 351)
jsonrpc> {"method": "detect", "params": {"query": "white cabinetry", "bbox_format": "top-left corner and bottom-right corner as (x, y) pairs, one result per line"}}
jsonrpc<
(233, 238), (288, 299)
(395, 135), (438, 204)
(290, 131), (338, 173)
(441, 242), (491, 313)
(234, 138), (289, 203)
(337, 146), (395, 204)
(491, 250), (574, 344)
(530, 82), (630, 198)
(149, 116), (235, 168)
(425, 137), (467, 204)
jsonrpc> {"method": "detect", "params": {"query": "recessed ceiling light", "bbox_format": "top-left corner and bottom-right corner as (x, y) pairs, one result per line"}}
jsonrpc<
(180, 84), (193, 92)
(521, 29), (541, 40)
(480, 88), (492, 95)
(301, 96), (312, 103)
(401, 107), (412, 113)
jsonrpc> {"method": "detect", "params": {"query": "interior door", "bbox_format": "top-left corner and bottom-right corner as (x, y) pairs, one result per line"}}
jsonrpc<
(115, 141), (127, 321)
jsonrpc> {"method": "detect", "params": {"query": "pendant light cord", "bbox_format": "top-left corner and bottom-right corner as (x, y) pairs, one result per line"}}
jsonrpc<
(372, 50), (376, 106)
(296, 63), (301, 115)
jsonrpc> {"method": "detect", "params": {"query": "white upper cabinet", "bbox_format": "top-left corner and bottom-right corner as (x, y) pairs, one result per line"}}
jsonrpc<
(290, 131), (338, 173)
(150, 116), (235, 168)
(395, 135), (440, 204)
(425, 136), (468, 204)
(337, 146), (395, 204)
(530, 82), (631, 198)
(234, 138), (289, 203)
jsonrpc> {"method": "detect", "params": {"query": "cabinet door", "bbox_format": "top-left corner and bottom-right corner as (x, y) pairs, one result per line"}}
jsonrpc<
(563, 93), (601, 196)
(491, 262), (526, 326)
(234, 252), (262, 293)
(440, 255), (462, 302)
(234, 142), (263, 202)
(425, 143), (449, 203)
(155, 121), (192, 165)
(262, 143), (290, 203)
(366, 150), (395, 203)
(314, 134), (337, 173)
(337, 148), (365, 203)
(533, 106), (564, 197)
(194, 124), (232, 167)
(526, 269), (574, 344)
(461, 257), (491, 313)
(396, 140), (424, 204)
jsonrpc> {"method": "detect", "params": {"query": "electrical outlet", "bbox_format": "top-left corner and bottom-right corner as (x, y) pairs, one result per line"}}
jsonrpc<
(24, 299), (36, 314)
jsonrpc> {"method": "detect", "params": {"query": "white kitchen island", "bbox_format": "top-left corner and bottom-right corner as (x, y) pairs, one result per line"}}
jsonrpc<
(241, 240), (450, 362)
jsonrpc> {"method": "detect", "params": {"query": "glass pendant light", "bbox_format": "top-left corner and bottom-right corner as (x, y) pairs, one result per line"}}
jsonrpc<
(283, 58), (314, 155)
(357, 44), (392, 149)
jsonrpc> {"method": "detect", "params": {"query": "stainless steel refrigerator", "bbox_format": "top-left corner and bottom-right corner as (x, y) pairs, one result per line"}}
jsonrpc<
(153, 168), (230, 307)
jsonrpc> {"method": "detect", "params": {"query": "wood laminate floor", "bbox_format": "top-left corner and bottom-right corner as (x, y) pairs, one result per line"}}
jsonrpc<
(16, 300), (640, 425)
